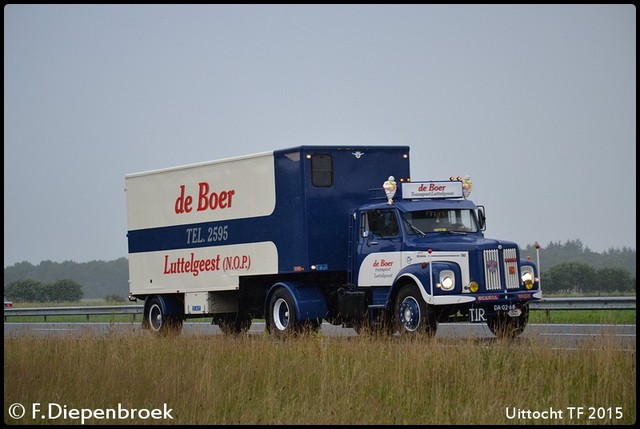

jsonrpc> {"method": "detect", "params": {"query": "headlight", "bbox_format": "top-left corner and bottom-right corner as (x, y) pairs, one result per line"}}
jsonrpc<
(439, 270), (455, 291)
(521, 266), (535, 289)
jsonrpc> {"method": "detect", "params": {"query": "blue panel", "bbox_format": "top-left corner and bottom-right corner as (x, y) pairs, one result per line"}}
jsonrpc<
(301, 146), (410, 271)
(371, 287), (391, 306)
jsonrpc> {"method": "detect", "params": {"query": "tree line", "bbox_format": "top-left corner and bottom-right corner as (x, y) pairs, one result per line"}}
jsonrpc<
(4, 258), (129, 301)
(520, 239), (635, 294)
(2, 240), (636, 302)
(4, 279), (83, 303)
(541, 262), (634, 294)
(520, 239), (635, 278)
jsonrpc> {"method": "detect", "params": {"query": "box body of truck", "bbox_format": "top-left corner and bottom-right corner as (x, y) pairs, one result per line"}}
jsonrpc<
(126, 146), (411, 329)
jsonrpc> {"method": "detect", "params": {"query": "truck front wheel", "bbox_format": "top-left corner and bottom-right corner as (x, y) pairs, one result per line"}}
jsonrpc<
(146, 297), (183, 337)
(267, 288), (300, 336)
(487, 307), (529, 339)
(394, 284), (437, 337)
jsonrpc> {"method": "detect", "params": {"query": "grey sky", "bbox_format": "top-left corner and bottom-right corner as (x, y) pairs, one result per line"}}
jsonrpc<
(4, 4), (636, 267)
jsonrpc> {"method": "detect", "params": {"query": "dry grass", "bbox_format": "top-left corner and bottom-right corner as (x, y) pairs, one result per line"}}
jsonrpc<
(4, 332), (635, 425)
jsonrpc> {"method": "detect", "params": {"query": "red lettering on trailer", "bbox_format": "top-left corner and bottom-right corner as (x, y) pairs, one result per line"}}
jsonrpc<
(174, 185), (193, 214)
(174, 183), (235, 214)
(163, 253), (221, 277)
(222, 255), (252, 271)
(197, 182), (235, 211)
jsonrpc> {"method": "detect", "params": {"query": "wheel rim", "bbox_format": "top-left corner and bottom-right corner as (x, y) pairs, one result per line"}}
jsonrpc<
(399, 296), (421, 332)
(273, 297), (290, 331)
(149, 303), (163, 332)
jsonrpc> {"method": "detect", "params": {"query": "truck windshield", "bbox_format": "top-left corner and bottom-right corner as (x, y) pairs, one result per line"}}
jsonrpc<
(402, 209), (478, 235)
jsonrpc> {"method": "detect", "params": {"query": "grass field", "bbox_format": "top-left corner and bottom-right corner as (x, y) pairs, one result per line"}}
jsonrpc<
(4, 332), (635, 425)
(528, 309), (636, 325)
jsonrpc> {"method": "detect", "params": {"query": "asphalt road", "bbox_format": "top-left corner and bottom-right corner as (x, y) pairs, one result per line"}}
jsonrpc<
(4, 321), (636, 351)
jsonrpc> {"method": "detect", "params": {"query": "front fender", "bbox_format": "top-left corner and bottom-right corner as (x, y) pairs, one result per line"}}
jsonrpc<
(265, 281), (327, 321)
(394, 263), (475, 306)
(520, 259), (543, 298)
(144, 294), (183, 316)
(142, 294), (184, 329)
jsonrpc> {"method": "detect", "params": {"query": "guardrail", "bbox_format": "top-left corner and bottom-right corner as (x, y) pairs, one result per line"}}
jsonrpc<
(4, 305), (144, 322)
(3, 296), (636, 322)
(528, 296), (636, 310)
(529, 296), (636, 322)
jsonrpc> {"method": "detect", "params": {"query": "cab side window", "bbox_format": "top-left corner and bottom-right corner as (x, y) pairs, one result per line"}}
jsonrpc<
(364, 209), (399, 237)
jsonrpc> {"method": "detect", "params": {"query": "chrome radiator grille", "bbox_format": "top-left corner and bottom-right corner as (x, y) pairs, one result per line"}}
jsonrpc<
(483, 248), (520, 291)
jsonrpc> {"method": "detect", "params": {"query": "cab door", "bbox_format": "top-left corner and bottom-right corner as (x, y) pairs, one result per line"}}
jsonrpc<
(355, 209), (403, 287)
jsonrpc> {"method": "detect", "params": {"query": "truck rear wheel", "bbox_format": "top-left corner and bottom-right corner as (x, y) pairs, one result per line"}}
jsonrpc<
(487, 307), (529, 339)
(394, 284), (437, 337)
(267, 288), (300, 336)
(146, 297), (183, 337)
(216, 313), (252, 335)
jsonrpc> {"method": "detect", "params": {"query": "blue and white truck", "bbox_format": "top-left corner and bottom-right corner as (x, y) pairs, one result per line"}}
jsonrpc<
(125, 146), (541, 338)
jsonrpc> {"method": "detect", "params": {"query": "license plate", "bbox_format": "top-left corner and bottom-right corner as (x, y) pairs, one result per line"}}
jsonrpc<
(493, 304), (516, 311)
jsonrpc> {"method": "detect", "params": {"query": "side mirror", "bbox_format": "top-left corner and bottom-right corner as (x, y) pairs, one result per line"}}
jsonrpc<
(477, 206), (486, 231)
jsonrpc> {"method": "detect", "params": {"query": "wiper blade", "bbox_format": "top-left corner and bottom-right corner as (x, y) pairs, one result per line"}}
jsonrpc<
(406, 222), (426, 236)
(446, 229), (468, 235)
(401, 214), (426, 236)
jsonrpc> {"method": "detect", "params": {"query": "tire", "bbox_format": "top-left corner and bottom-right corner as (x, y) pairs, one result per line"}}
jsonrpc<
(302, 318), (322, 333)
(353, 312), (394, 337)
(487, 306), (529, 339)
(217, 313), (252, 335)
(267, 288), (300, 336)
(146, 297), (183, 337)
(394, 284), (437, 337)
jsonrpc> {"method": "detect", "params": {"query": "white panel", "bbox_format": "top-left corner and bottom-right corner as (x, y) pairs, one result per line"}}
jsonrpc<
(401, 181), (463, 199)
(184, 292), (210, 314)
(358, 252), (402, 286)
(125, 152), (275, 230)
(129, 241), (278, 294)
(357, 250), (470, 288)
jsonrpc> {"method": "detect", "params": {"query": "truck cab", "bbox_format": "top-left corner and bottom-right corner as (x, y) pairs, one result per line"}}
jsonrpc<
(345, 179), (541, 337)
